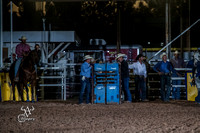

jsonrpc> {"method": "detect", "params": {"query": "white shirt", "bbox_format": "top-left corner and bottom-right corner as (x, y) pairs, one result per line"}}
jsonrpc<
(129, 61), (147, 78)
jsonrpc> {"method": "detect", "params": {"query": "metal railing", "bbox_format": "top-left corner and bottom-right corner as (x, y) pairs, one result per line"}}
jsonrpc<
(148, 19), (200, 62)
(38, 63), (82, 101)
(39, 66), (67, 100)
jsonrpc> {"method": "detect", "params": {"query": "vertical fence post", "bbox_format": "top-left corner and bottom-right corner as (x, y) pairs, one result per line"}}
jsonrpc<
(64, 66), (66, 100)
(10, 1), (13, 63)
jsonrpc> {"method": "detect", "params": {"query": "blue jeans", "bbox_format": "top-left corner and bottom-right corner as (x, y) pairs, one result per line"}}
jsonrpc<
(122, 78), (132, 102)
(135, 76), (146, 101)
(172, 73), (181, 100)
(160, 75), (171, 101)
(79, 77), (91, 104)
(195, 77), (200, 103)
(14, 57), (22, 77)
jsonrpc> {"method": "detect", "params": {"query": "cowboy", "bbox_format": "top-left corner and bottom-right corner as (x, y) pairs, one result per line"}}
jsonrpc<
(33, 44), (41, 79)
(153, 53), (179, 102)
(170, 50), (185, 100)
(192, 51), (200, 104)
(14, 36), (30, 82)
(129, 54), (148, 102)
(116, 53), (132, 103)
(79, 55), (93, 104)
(187, 54), (195, 68)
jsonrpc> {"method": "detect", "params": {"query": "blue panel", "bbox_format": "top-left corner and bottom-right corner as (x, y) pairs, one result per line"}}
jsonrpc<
(94, 85), (105, 104)
(94, 63), (106, 71)
(93, 63), (120, 104)
(106, 84), (120, 104)
(107, 63), (119, 71)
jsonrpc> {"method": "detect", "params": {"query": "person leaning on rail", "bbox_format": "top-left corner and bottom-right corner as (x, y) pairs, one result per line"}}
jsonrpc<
(33, 44), (41, 80)
(170, 50), (185, 100)
(153, 53), (181, 102)
(192, 51), (200, 104)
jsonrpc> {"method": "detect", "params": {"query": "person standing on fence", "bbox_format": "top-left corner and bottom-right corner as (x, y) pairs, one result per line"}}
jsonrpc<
(33, 44), (41, 79)
(187, 54), (194, 68)
(129, 54), (148, 102)
(116, 53), (132, 103)
(79, 55), (93, 104)
(192, 51), (200, 104)
(170, 50), (185, 100)
(14, 36), (30, 82)
(153, 53), (179, 102)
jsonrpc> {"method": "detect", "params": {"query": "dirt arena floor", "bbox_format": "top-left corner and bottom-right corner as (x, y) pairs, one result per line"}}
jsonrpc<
(0, 100), (200, 133)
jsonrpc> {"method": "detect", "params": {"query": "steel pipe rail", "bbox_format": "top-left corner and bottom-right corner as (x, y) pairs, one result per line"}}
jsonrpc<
(148, 18), (200, 62)
(171, 77), (185, 80)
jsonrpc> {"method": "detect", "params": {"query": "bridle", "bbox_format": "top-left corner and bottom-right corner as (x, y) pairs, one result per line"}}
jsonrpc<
(23, 69), (36, 75)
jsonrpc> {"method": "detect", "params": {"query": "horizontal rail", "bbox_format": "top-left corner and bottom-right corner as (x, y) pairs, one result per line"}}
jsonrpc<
(175, 68), (192, 71)
(39, 67), (66, 70)
(172, 85), (186, 88)
(40, 76), (65, 79)
(171, 77), (185, 80)
(148, 81), (160, 83)
(39, 84), (65, 87)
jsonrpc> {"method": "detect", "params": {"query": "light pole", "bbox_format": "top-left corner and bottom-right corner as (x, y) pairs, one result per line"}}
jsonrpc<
(10, 1), (13, 63)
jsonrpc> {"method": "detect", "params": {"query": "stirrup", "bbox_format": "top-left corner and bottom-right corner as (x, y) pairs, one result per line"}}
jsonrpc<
(14, 77), (19, 82)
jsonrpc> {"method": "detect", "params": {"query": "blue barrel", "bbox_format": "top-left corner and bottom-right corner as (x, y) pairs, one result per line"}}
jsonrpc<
(106, 84), (120, 104)
(94, 85), (105, 104)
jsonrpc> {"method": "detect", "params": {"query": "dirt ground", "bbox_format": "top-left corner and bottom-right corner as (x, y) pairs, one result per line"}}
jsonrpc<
(0, 100), (200, 133)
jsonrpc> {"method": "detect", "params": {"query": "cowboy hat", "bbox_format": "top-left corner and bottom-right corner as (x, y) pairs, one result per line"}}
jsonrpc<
(83, 55), (93, 61)
(115, 53), (126, 60)
(160, 53), (167, 59)
(174, 50), (179, 55)
(19, 36), (27, 41)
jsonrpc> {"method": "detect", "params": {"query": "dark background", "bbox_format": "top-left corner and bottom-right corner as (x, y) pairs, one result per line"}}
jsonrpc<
(2, 0), (200, 48)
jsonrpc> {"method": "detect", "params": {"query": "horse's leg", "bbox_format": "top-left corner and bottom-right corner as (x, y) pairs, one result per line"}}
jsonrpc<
(11, 82), (15, 101)
(19, 83), (24, 102)
(26, 85), (30, 102)
(31, 80), (36, 102)
(31, 85), (36, 102)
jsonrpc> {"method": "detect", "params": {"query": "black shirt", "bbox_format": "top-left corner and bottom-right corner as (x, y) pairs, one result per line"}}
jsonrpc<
(121, 60), (129, 78)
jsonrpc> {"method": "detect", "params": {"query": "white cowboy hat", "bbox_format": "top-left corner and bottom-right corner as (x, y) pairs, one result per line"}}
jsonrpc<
(19, 36), (27, 41)
(160, 53), (167, 59)
(83, 55), (93, 61)
(174, 50), (179, 55)
(115, 53), (126, 60)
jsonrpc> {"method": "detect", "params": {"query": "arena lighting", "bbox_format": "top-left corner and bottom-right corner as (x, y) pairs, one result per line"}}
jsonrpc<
(133, 0), (148, 9)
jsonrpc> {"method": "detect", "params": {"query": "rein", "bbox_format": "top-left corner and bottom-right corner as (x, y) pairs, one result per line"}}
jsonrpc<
(23, 69), (36, 75)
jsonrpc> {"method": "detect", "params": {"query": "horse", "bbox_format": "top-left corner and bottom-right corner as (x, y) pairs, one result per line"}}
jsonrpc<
(9, 50), (40, 102)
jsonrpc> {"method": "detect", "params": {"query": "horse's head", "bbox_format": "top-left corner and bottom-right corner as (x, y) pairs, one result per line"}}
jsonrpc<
(23, 51), (29, 57)
(29, 50), (40, 65)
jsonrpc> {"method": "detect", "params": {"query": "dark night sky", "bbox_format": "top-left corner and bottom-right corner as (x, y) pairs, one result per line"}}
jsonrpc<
(3, 0), (200, 48)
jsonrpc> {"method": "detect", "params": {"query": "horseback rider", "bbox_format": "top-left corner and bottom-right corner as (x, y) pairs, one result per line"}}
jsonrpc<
(14, 36), (31, 82)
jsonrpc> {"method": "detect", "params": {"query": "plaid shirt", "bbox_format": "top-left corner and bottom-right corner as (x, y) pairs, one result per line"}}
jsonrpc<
(15, 43), (30, 58)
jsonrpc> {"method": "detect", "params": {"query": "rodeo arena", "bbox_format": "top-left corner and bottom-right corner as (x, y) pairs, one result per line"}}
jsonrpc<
(0, 0), (200, 133)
